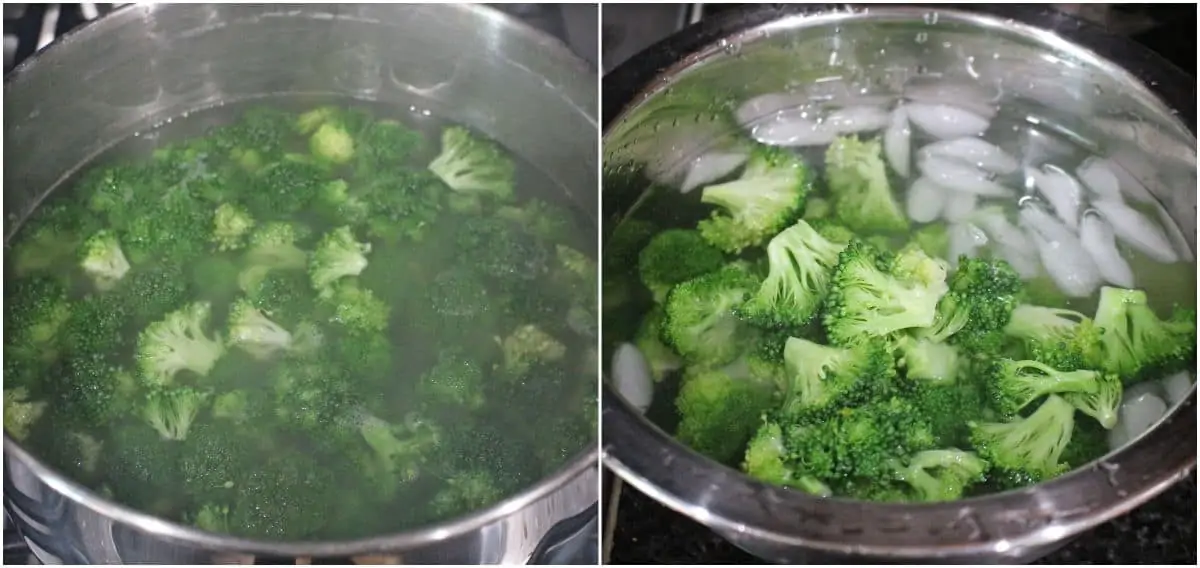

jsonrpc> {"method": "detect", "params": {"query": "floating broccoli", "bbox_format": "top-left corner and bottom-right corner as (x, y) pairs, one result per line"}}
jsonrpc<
(696, 145), (811, 253)
(675, 364), (777, 464)
(309, 226), (372, 294)
(135, 302), (226, 386)
(637, 229), (725, 303)
(661, 264), (760, 368)
(211, 203), (256, 251)
(419, 349), (485, 410)
(4, 387), (48, 441)
(779, 336), (895, 413)
(740, 220), (847, 329)
(428, 126), (515, 201)
(824, 135), (908, 233)
(142, 386), (211, 441)
(968, 394), (1075, 484)
(1092, 286), (1196, 384)
(226, 298), (293, 360)
(80, 230), (131, 291)
(501, 324), (566, 375)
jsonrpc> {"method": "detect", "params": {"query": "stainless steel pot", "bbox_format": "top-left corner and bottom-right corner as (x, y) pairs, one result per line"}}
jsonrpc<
(601, 5), (1196, 564)
(3, 3), (598, 564)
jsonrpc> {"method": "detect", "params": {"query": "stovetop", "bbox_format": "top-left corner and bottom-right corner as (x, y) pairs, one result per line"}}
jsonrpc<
(600, 2), (1198, 565)
(2, 3), (597, 565)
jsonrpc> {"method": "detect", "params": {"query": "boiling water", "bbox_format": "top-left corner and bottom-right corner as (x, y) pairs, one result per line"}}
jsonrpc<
(6, 95), (597, 540)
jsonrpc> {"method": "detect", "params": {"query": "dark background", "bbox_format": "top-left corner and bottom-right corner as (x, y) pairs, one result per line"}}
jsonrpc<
(600, 2), (1197, 565)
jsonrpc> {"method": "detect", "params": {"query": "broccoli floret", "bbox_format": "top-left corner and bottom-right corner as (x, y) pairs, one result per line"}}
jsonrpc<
(456, 218), (551, 281)
(430, 471), (504, 518)
(142, 386), (211, 441)
(309, 226), (371, 294)
(244, 271), (316, 329)
(295, 106), (340, 135)
(316, 179), (370, 225)
(4, 276), (72, 374)
(1004, 304), (1104, 371)
(330, 330), (394, 384)
(906, 378), (987, 447)
(11, 202), (92, 278)
(106, 426), (183, 500)
(355, 119), (424, 174)
(181, 423), (246, 500)
(59, 354), (139, 427)
(42, 431), (105, 480)
(1061, 417), (1111, 468)
(780, 337), (896, 413)
(419, 349), (485, 410)
(190, 503), (231, 533)
(633, 307), (683, 382)
(501, 324), (566, 375)
(824, 135), (908, 233)
(3, 387), (48, 441)
(911, 223), (950, 259)
(79, 230), (131, 291)
(896, 335), (961, 384)
(343, 408), (442, 485)
(806, 219), (856, 246)
(661, 264), (760, 367)
(272, 356), (354, 433)
(675, 365), (777, 464)
(637, 229), (725, 302)
(323, 281), (390, 334)
(696, 145), (810, 253)
(357, 170), (445, 244)
(428, 126), (515, 200)
(211, 390), (253, 423)
(245, 157), (328, 217)
(741, 220), (847, 329)
(210, 203), (256, 251)
(556, 244), (598, 297)
(822, 240), (948, 346)
(495, 199), (575, 244)
(230, 454), (336, 539)
(122, 262), (188, 323)
(983, 358), (1103, 417)
(239, 221), (309, 292)
(135, 302), (226, 386)
(227, 298), (294, 360)
(920, 257), (1023, 353)
(893, 449), (989, 502)
(310, 122), (355, 164)
(969, 394), (1075, 483)
(429, 267), (493, 317)
(1092, 286), (1196, 384)
(1061, 371), (1123, 429)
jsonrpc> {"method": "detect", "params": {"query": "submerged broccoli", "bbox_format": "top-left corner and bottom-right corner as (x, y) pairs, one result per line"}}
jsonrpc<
(239, 221), (309, 292)
(661, 264), (760, 368)
(11, 202), (93, 279)
(245, 157), (328, 217)
(1062, 371), (1123, 430)
(920, 256), (1023, 352)
(419, 349), (485, 410)
(696, 145), (810, 254)
(226, 298), (294, 360)
(456, 218), (551, 282)
(309, 226), (372, 294)
(1092, 286), (1196, 384)
(135, 302), (226, 386)
(637, 229), (725, 303)
(740, 219), (847, 329)
(310, 122), (355, 165)
(501, 324), (566, 375)
(983, 358), (1105, 418)
(427, 126), (515, 201)
(1003, 304), (1103, 372)
(211, 203), (256, 251)
(343, 408), (442, 486)
(4, 387), (48, 441)
(896, 335), (961, 384)
(190, 503), (232, 533)
(79, 230), (131, 291)
(910, 223), (950, 259)
(495, 199), (575, 244)
(822, 240), (948, 346)
(430, 471), (504, 518)
(675, 364), (777, 464)
(5, 276), (72, 376)
(824, 135), (908, 233)
(779, 336), (896, 413)
(893, 449), (989, 502)
(633, 307), (683, 381)
(142, 386), (211, 441)
(324, 281), (391, 334)
(969, 394), (1075, 484)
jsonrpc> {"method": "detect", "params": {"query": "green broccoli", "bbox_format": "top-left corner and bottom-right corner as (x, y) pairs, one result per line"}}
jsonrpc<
(696, 145), (811, 253)
(802, 196), (831, 220)
(79, 230), (131, 291)
(4, 387), (48, 441)
(633, 307), (683, 381)
(245, 157), (328, 217)
(230, 454), (336, 539)
(4, 276), (72, 373)
(429, 267), (493, 317)
(427, 126), (515, 201)
(210, 203), (256, 251)
(343, 408), (442, 485)
(675, 365), (777, 464)
(244, 270), (316, 329)
(309, 226), (371, 294)
(310, 121), (355, 164)
(501, 324), (566, 375)
(106, 426), (183, 501)
(211, 390), (253, 423)
(419, 349), (485, 410)
(135, 302), (226, 386)
(920, 256), (1023, 352)
(896, 335), (961, 384)
(181, 423), (246, 499)
(354, 119), (424, 174)
(323, 281), (391, 334)
(743, 422), (831, 494)
(121, 262), (188, 323)
(1061, 371), (1123, 429)
(905, 378), (987, 448)
(637, 229), (725, 302)
(430, 471), (504, 518)
(661, 264), (760, 368)
(824, 135), (908, 233)
(190, 503), (231, 533)
(822, 240), (948, 346)
(295, 105), (341, 135)
(329, 330), (394, 384)
(1004, 304), (1104, 372)
(911, 223), (950, 259)
(60, 354), (139, 427)
(61, 291), (132, 359)
(11, 202), (93, 278)
(740, 220), (847, 329)
(142, 386), (211, 441)
(779, 336), (896, 413)
(495, 199), (575, 244)
(983, 358), (1104, 417)
(357, 170), (445, 244)
(316, 179), (370, 225)
(1092, 286), (1196, 384)
(456, 218), (551, 281)
(893, 449), (989, 502)
(272, 356), (354, 433)
(226, 298), (294, 360)
(968, 394), (1075, 483)
(239, 221), (309, 292)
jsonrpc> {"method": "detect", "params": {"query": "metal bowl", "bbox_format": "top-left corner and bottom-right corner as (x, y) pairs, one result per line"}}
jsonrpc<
(601, 5), (1196, 564)
(4, 3), (598, 564)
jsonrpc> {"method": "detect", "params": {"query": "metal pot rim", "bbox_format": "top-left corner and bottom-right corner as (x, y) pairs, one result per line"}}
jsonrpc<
(3, 2), (599, 557)
(601, 4), (1197, 559)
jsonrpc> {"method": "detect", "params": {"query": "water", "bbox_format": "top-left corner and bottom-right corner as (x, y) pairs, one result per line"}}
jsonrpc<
(4, 95), (597, 540)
